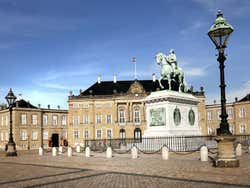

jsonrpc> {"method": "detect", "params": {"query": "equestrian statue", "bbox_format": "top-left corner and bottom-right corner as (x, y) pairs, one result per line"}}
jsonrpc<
(155, 49), (187, 92)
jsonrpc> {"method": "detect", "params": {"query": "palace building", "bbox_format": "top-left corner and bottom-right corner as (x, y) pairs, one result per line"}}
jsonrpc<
(0, 97), (68, 150)
(67, 75), (206, 146)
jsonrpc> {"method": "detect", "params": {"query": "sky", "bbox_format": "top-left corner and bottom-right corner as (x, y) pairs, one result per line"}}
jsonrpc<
(0, 0), (249, 109)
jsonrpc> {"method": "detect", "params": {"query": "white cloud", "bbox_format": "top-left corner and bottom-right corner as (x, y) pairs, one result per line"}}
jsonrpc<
(185, 67), (207, 77)
(206, 81), (250, 104)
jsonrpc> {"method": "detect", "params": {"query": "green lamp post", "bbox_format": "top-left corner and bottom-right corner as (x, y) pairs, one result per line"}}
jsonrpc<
(5, 88), (17, 156)
(208, 10), (238, 167)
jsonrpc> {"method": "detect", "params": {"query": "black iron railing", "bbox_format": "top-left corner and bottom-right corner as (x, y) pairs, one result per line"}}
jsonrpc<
(84, 135), (250, 153)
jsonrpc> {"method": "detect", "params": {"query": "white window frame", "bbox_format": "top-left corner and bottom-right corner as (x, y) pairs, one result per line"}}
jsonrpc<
(107, 129), (112, 138)
(119, 109), (125, 124)
(43, 115), (48, 126)
(1, 116), (4, 126)
(83, 104), (89, 109)
(239, 124), (247, 134)
(227, 108), (234, 120)
(73, 103), (80, 109)
(62, 115), (67, 126)
(73, 116), (79, 126)
(229, 124), (235, 134)
(207, 111), (212, 121)
(20, 131), (27, 141)
(32, 115), (38, 125)
(96, 114), (102, 124)
(5, 115), (8, 126)
(217, 110), (221, 120)
(134, 108), (140, 124)
(96, 129), (102, 139)
(83, 115), (89, 124)
(43, 131), (48, 140)
(73, 130), (80, 140)
(239, 107), (246, 118)
(21, 114), (27, 125)
(52, 115), (58, 126)
(32, 131), (38, 140)
(106, 114), (112, 124)
(84, 130), (89, 139)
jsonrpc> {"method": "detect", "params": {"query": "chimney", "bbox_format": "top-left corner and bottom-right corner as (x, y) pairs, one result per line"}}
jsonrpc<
(38, 104), (41, 108)
(97, 74), (101, 84)
(16, 101), (19, 108)
(213, 100), (216, 104)
(152, 73), (156, 82)
(235, 97), (238, 102)
(200, 86), (204, 92)
(27, 101), (30, 108)
(113, 74), (117, 83)
(57, 105), (60, 110)
(48, 104), (50, 109)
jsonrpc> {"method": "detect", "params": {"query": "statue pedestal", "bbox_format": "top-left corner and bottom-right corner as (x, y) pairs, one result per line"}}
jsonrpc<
(143, 90), (202, 137)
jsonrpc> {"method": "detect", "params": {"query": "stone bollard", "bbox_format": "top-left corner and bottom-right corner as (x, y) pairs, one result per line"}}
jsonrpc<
(248, 145), (250, 154)
(58, 146), (63, 154)
(200, 146), (208, 162)
(106, 147), (112, 158)
(38, 147), (43, 156)
(162, 146), (169, 160)
(85, 146), (90, 158)
(52, 147), (57, 156)
(236, 143), (242, 156)
(131, 146), (138, 159)
(76, 145), (81, 153)
(68, 147), (72, 157)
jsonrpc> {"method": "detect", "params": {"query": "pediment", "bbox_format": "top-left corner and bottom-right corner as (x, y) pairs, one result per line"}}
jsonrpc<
(127, 80), (146, 94)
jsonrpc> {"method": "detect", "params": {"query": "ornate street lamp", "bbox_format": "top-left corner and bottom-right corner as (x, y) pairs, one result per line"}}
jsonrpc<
(208, 10), (238, 167)
(5, 88), (17, 156)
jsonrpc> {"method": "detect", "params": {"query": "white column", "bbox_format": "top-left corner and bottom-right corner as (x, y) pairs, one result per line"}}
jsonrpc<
(38, 147), (43, 156)
(200, 146), (208, 162)
(85, 146), (90, 157)
(236, 143), (242, 156)
(68, 147), (72, 157)
(106, 147), (112, 158)
(52, 147), (57, 156)
(162, 146), (169, 160)
(131, 146), (138, 159)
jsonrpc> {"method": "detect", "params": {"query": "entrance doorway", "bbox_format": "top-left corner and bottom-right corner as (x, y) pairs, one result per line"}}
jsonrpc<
(52, 133), (59, 147)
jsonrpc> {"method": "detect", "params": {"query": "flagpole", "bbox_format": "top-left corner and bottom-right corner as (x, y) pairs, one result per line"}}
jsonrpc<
(132, 57), (137, 80)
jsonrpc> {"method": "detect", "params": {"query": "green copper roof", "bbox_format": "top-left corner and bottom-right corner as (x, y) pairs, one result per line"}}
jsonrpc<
(208, 10), (234, 37)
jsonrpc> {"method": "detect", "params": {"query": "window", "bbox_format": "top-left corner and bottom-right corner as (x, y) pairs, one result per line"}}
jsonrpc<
(119, 109), (125, 124)
(73, 103), (80, 109)
(96, 114), (102, 124)
(5, 116), (9, 126)
(32, 115), (37, 125)
(20, 131), (27, 141)
(5, 115), (8, 126)
(217, 110), (221, 120)
(73, 116), (79, 126)
(1, 116), (4, 126)
(52, 115), (58, 126)
(84, 130), (89, 139)
(74, 130), (79, 140)
(107, 129), (112, 138)
(134, 108), (140, 123)
(239, 107), (246, 118)
(21, 114), (26, 125)
(0, 132), (4, 141)
(43, 115), (48, 126)
(207, 111), (212, 121)
(96, 104), (102, 108)
(83, 104), (89, 109)
(239, 124), (247, 134)
(5, 132), (8, 141)
(62, 115), (67, 126)
(229, 124), (235, 134)
(106, 103), (112, 108)
(43, 131), (48, 140)
(228, 108), (234, 119)
(134, 128), (141, 140)
(106, 114), (112, 124)
(32, 131), (38, 140)
(207, 127), (213, 135)
(83, 115), (89, 124)
(96, 130), (102, 139)
(119, 129), (126, 139)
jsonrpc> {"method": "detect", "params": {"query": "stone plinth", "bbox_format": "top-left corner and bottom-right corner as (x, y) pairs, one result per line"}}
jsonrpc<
(39, 147), (43, 156)
(144, 90), (202, 137)
(68, 147), (72, 157)
(106, 147), (112, 158)
(131, 146), (138, 159)
(85, 147), (90, 157)
(162, 146), (169, 160)
(52, 147), (57, 156)
(200, 146), (208, 162)
(214, 136), (239, 168)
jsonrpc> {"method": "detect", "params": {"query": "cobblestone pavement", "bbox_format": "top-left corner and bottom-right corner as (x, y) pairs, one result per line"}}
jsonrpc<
(0, 150), (250, 188)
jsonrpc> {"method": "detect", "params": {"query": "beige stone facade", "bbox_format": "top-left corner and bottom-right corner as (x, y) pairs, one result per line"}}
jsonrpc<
(0, 100), (68, 150)
(206, 95), (250, 135)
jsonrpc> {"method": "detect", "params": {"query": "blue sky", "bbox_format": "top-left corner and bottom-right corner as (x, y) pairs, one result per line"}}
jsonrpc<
(0, 0), (249, 109)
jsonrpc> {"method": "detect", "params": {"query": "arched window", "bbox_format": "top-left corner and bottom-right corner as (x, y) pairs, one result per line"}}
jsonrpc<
(119, 129), (126, 139)
(134, 128), (142, 141)
(119, 109), (125, 124)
